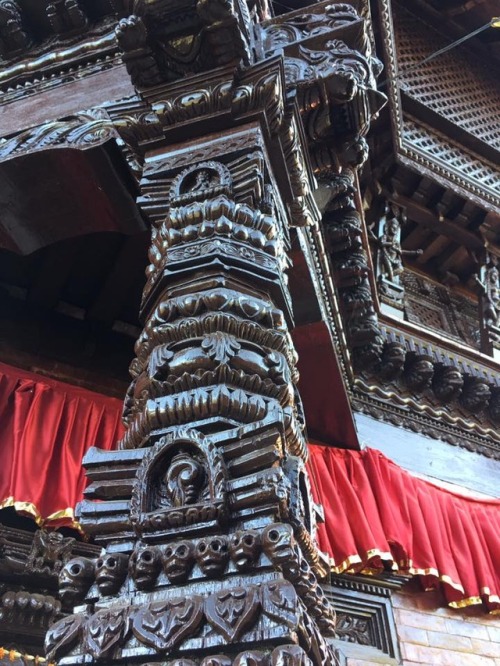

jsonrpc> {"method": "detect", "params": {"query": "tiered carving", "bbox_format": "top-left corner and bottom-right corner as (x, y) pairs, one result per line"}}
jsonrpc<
(49, 102), (338, 665)
(322, 171), (384, 368)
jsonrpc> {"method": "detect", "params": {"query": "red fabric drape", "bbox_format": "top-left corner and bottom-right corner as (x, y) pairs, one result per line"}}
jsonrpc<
(307, 445), (500, 612)
(0, 363), (124, 528)
(1, 362), (499, 611)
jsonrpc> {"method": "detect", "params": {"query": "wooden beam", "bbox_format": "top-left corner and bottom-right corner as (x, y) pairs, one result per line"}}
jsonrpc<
(392, 192), (484, 252)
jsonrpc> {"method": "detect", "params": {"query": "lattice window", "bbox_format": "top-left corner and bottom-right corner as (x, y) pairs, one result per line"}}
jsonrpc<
(405, 298), (454, 333)
(403, 121), (500, 203)
(394, 3), (500, 152)
(403, 272), (480, 348)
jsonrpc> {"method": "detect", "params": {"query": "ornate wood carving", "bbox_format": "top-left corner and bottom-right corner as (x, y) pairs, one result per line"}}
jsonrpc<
(322, 171), (384, 369)
(39, 5), (384, 660)
(0, 525), (99, 654)
(369, 201), (421, 308)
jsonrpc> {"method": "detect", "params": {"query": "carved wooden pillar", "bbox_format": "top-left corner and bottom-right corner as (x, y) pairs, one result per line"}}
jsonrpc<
(44, 2), (384, 664)
(46, 104), (338, 666)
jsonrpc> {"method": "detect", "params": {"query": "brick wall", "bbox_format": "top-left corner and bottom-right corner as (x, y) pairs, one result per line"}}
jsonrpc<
(344, 582), (500, 666)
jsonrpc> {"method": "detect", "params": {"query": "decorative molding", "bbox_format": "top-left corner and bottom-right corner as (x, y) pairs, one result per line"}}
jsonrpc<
(324, 574), (403, 660)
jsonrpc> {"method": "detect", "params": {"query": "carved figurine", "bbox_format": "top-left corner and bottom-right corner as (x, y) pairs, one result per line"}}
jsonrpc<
(476, 257), (500, 329)
(46, 0), (88, 34)
(0, 0), (30, 58)
(229, 530), (261, 571)
(370, 202), (422, 305)
(95, 553), (128, 595)
(195, 536), (229, 577)
(129, 544), (161, 590)
(59, 557), (95, 608)
(162, 540), (195, 584)
(26, 529), (74, 574)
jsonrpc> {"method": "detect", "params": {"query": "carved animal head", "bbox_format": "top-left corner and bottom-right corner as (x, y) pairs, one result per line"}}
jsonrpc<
(95, 553), (128, 595)
(129, 545), (161, 590)
(162, 540), (195, 584)
(229, 530), (261, 571)
(195, 536), (229, 577)
(380, 342), (406, 379)
(59, 557), (95, 607)
(200, 657), (232, 666)
(233, 652), (268, 666)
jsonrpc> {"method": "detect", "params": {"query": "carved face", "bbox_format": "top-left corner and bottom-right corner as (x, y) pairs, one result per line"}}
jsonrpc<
(433, 366), (464, 402)
(95, 553), (128, 595)
(262, 524), (294, 564)
(164, 451), (206, 507)
(195, 537), (229, 577)
(162, 541), (195, 584)
(229, 530), (261, 571)
(59, 557), (95, 607)
(129, 545), (161, 590)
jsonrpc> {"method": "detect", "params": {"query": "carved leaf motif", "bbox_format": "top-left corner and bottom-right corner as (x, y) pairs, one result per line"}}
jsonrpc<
(45, 613), (84, 661)
(202, 331), (241, 364)
(205, 586), (260, 642)
(84, 607), (127, 659)
(132, 596), (204, 650)
(336, 613), (372, 645)
(261, 580), (299, 629)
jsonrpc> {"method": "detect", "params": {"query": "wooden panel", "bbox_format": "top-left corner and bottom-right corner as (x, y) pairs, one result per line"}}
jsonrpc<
(354, 412), (500, 498)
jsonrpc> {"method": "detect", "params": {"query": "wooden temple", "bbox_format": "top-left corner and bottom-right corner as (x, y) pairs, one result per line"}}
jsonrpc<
(0, 0), (499, 664)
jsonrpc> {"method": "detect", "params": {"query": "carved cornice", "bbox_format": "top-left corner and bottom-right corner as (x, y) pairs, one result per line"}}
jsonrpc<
(0, 3), (126, 99)
(352, 386), (500, 460)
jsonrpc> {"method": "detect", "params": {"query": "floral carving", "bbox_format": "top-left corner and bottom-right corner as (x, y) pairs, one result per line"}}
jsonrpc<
(201, 332), (242, 365)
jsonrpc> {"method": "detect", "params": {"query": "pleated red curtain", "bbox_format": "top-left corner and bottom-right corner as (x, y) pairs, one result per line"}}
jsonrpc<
(0, 362), (124, 528)
(307, 444), (500, 612)
(1, 362), (499, 612)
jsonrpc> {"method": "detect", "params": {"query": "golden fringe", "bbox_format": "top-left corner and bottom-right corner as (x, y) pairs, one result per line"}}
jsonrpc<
(0, 647), (54, 664)
(329, 548), (499, 612)
(0, 496), (83, 533)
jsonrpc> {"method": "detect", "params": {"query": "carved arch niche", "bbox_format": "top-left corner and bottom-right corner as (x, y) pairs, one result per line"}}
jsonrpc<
(130, 431), (228, 541)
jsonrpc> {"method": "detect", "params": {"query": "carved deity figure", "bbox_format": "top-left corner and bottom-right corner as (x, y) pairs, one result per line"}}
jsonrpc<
(371, 202), (422, 286)
(26, 529), (74, 574)
(476, 258), (500, 329)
